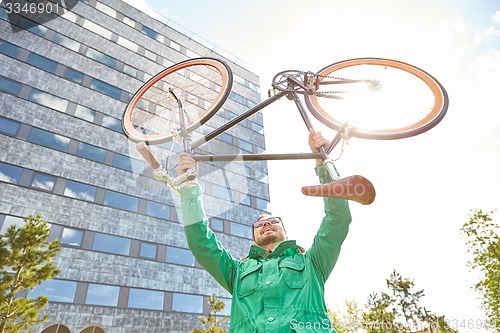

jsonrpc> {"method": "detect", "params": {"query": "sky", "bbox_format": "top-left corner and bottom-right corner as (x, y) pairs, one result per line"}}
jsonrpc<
(123, 0), (500, 331)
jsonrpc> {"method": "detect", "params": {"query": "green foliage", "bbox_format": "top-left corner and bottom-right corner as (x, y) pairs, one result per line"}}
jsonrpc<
(193, 294), (228, 333)
(329, 270), (457, 333)
(461, 209), (499, 332)
(0, 214), (61, 333)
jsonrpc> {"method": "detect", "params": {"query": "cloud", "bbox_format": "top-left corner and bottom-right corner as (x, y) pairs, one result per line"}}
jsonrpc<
(121, 0), (159, 20)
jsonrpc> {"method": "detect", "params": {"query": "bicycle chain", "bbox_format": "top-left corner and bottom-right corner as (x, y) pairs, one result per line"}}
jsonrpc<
(271, 69), (356, 95)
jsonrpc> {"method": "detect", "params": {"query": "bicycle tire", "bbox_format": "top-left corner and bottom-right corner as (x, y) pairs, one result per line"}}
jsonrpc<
(304, 58), (448, 140)
(122, 57), (233, 144)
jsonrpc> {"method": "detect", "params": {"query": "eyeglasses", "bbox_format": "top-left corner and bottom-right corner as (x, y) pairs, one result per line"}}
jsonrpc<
(252, 216), (282, 229)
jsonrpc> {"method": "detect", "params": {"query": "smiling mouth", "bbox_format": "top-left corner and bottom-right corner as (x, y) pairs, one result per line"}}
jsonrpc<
(262, 228), (275, 234)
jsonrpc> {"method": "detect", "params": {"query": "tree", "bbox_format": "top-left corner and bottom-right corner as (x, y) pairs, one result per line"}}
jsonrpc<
(330, 270), (457, 333)
(460, 209), (499, 332)
(193, 294), (228, 333)
(329, 299), (364, 333)
(0, 214), (61, 333)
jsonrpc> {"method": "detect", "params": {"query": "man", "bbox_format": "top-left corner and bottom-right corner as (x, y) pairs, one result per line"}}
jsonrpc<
(177, 129), (352, 332)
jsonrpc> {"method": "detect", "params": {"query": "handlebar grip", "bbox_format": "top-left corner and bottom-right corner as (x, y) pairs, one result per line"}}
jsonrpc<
(136, 142), (160, 169)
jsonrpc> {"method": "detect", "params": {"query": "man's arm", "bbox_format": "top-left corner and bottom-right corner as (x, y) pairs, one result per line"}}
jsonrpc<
(306, 166), (352, 283)
(180, 183), (238, 294)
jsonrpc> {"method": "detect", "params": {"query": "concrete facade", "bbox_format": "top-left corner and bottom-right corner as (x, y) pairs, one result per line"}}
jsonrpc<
(0, 0), (268, 332)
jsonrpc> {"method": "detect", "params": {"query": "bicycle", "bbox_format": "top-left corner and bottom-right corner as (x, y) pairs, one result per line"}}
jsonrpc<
(121, 57), (448, 205)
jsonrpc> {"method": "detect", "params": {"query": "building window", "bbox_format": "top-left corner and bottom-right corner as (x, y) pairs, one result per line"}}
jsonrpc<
(104, 190), (138, 213)
(221, 133), (232, 144)
(26, 53), (58, 73)
(86, 47), (117, 68)
(211, 184), (232, 201)
(28, 128), (70, 152)
(210, 217), (224, 232)
(112, 153), (144, 172)
(165, 246), (195, 266)
(53, 34), (80, 52)
(0, 215), (24, 235)
(74, 105), (96, 122)
(256, 198), (269, 212)
(146, 201), (170, 219)
(40, 324), (71, 333)
(237, 138), (253, 153)
(0, 40), (20, 58)
(64, 68), (85, 83)
(31, 173), (56, 191)
(28, 279), (77, 303)
(230, 222), (252, 239)
(0, 162), (23, 185)
(76, 143), (106, 163)
(61, 227), (84, 246)
(128, 288), (164, 310)
(101, 115), (122, 133)
(172, 293), (203, 314)
(0, 77), (22, 95)
(0, 117), (20, 136)
(28, 89), (69, 113)
(240, 194), (251, 206)
(139, 242), (157, 259)
(92, 233), (131, 256)
(90, 78), (122, 100)
(64, 180), (97, 202)
(85, 283), (119, 306)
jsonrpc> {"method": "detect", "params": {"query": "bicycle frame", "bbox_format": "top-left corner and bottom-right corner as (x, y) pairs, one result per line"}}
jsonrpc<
(136, 72), (376, 205)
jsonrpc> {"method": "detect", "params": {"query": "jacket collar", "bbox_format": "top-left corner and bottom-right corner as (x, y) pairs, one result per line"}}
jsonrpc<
(246, 240), (304, 260)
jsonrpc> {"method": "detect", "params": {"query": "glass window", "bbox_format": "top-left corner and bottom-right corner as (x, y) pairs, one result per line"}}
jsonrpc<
(122, 16), (135, 27)
(101, 115), (122, 133)
(123, 63), (137, 77)
(211, 184), (232, 201)
(104, 190), (138, 212)
(0, 215), (24, 235)
(86, 48), (116, 68)
(95, 2), (117, 17)
(82, 20), (112, 39)
(77, 143), (106, 163)
(0, 77), (22, 95)
(61, 228), (83, 246)
(63, 180), (96, 202)
(0, 40), (20, 58)
(92, 233), (131, 256)
(139, 242), (157, 259)
(31, 173), (56, 191)
(112, 154), (144, 172)
(248, 81), (260, 93)
(74, 105), (96, 122)
(64, 68), (84, 83)
(0, 162), (23, 184)
(28, 279), (77, 303)
(128, 288), (164, 310)
(53, 34), (80, 52)
(237, 138), (253, 152)
(0, 117), (20, 135)
(240, 195), (251, 206)
(146, 201), (170, 219)
(18, 17), (48, 37)
(229, 91), (245, 105)
(219, 297), (231, 316)
(172, 293), (203, 313)
(230, 222), (252, 239)
(85, 284), (119, 306)
(28, 89), (69, 113)
(27, 53), (58, 73)
(117, 36), (138, 52)
(141, 25), (160, 41)
(256, 198), (269, 212)
(221, 133), (232, 144)
(90, 79), (122, 100)
(165, 247), (194, 266)
(210, 217), (224, 232)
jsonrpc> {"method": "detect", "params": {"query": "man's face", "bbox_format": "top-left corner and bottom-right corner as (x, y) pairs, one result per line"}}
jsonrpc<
(252, 216), (287, 246)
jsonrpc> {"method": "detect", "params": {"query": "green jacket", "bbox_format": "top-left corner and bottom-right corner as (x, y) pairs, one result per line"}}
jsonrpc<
(180, 166), (352, 332)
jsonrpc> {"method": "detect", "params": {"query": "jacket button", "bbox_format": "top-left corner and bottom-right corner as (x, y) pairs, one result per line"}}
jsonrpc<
(265, 281), (271, 285)
(268, 317), (274, 322)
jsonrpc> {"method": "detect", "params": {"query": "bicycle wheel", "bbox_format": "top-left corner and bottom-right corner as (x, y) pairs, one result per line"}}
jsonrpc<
(304, 58), (448, 140)
(122, 57), (233, 144)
